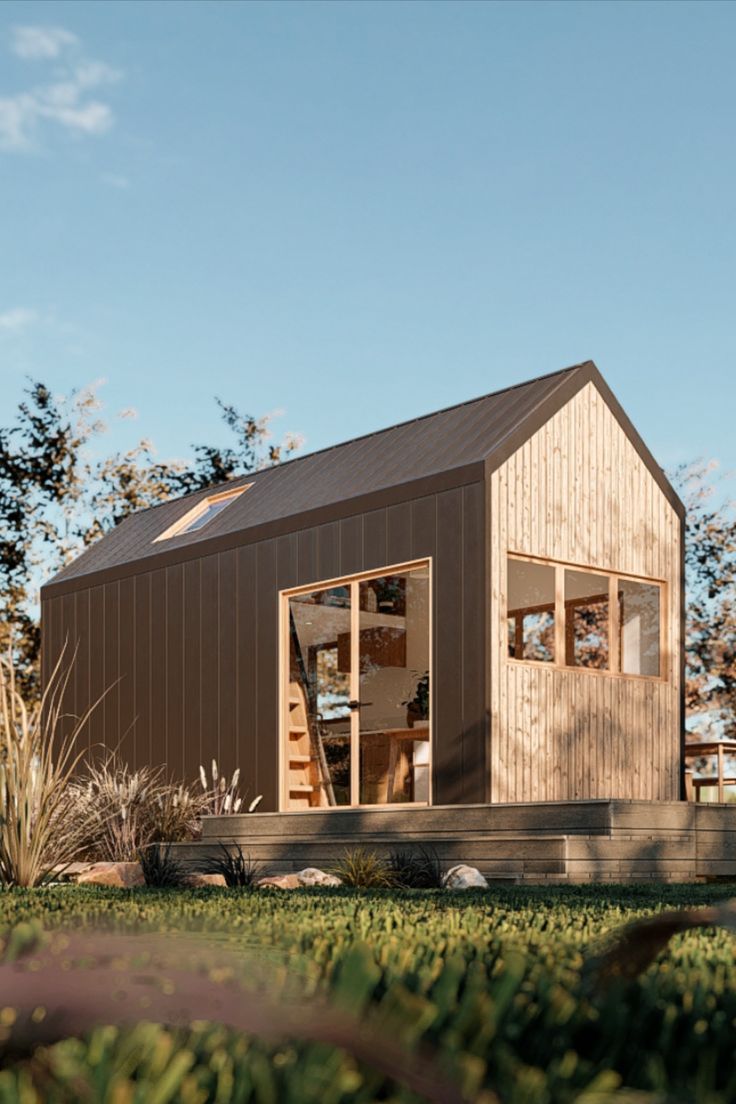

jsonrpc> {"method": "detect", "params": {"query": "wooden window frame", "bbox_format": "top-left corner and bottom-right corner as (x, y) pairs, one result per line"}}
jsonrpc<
(279, 558), (433, 813)
(153, 484), (251, 542)
(506, 552), (667, 682)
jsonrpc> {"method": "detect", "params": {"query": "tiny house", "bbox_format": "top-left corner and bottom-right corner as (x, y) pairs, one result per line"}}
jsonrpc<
(44, 360), (707, 881)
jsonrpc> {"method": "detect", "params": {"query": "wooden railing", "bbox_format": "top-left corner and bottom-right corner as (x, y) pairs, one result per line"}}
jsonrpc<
(684, 740), (736, 802)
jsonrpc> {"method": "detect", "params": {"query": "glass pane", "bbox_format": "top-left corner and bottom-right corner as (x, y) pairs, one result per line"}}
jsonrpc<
(565, 569), (609, 669)
(183, 497), (233, 533)
(358, 566), (430, 804)
(287, 586), (351, 807)
(507, 558), (555, 662)
(619, 579), (661, 676)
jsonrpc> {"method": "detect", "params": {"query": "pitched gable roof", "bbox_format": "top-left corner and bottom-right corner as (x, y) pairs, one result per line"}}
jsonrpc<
(43, 359), (683, 593)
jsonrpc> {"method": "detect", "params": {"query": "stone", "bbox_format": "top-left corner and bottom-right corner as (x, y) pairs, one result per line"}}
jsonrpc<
(76, 861), (145, 889)
(257, 874), (302, 890)
(256, 868), (342, 890)
(183, 873), (227, 888)
(442, 864), (489, 890)
(296, 867), (341, 887)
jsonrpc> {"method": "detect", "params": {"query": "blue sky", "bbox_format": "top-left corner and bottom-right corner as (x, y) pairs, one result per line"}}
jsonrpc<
(1, 0), (734, 478)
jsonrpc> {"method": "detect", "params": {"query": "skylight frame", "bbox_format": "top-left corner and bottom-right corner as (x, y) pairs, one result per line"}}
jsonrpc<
(153, 484), (251, 543)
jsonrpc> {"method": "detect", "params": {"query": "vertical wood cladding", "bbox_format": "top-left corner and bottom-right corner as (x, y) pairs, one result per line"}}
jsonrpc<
(489, 382), (681, 803)
(42, 481), (487, 808)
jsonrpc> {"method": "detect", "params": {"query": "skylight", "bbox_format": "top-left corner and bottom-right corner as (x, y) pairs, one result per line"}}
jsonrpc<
(154, 485), (250, 542)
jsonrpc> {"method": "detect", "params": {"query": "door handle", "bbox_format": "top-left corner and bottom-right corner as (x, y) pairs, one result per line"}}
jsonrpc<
(348, 700), (373, 710)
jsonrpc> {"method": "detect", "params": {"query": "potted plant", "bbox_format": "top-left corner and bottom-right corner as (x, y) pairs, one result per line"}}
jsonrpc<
(403, 673), (429, 729)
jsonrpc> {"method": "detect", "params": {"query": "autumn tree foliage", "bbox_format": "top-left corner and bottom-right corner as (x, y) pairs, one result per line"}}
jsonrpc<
(0, 381), (301, 696)
(675, 461), (736, 739)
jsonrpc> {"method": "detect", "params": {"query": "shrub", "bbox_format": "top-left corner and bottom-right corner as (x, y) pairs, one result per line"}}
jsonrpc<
(330, 847), (395, 888)
(138, 842), (185, 888)
(152, 781), (209, 843)
(0, 643), (99, 887)
(71, 758), (209, 862)
(198, 759), (262, 815)
(387, 843), (443, 888)
(200, 841), (262, 887)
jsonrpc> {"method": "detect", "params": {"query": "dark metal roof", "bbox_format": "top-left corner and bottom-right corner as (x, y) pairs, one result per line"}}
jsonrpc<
(44, 360), (682, 591)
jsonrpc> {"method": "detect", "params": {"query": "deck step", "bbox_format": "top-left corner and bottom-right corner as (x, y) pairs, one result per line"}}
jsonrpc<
(192, 801), (736, 882)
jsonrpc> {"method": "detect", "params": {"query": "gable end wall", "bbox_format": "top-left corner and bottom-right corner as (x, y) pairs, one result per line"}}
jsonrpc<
(488, 381), (682, 802)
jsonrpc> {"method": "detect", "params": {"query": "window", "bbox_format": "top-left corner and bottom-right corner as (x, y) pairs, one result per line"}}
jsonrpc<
(507, 559), (555, 662)
(154, 485), (250, 542)
(506, 555), (664, 679)
(565, 569), (609, 669)
(619, 578), (661, 676)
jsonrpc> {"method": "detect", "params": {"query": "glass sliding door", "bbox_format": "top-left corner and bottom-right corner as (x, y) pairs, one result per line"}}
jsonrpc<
(287, 585), (352, 809)
(358, 566), (430, 804)
(282, 561), (431, 809)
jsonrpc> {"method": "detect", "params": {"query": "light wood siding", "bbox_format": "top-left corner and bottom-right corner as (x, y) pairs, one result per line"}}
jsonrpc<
(489, 382), (681, 802)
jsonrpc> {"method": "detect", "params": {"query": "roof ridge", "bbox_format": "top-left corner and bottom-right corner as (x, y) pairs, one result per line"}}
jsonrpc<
(230, 357), (591, 479)
(100, 360), (596, 517)
(249, 359), (591, 474)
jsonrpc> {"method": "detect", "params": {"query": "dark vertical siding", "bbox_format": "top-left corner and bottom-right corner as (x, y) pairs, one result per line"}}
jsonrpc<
(363, 508), (388, 568)
(88, 586), (105, 751)
(316, 521), (340, 582)
(134, 573), (151, 764)
(183, 560), (201, 777)
(74, 589), (91, 756)
(297, 528), (317, 585)
(149, 570), (166, 768)
(41, 479), (487, 806)
(386, 503), (412, 565)
(434, 489), (463, 804)
(218, 550), (237, 777)
(339, 515), (363, 576)
(236, 543), (258, 797)
(461, 483), (487, 802)
(103, 582), (119, 754)
(165, 564), (184, 779)
(200, 557), (220, 770)
(256, 540), (279, 808)
(118, 577), (136, 767)
(60, 592), (77, 742)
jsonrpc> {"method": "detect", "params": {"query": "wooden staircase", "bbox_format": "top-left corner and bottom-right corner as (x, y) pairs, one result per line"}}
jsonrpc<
(286, 681), (323, 808)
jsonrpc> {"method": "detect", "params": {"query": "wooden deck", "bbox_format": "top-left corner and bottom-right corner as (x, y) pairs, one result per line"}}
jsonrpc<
(172, 800), (736, 883)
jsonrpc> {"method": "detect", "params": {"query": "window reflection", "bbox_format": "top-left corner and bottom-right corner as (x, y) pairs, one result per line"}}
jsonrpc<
(565, 569), (609, 669)
(507, 559), (555, 662)
(506, 555), (664, 679)
(619, 579), (660, 676)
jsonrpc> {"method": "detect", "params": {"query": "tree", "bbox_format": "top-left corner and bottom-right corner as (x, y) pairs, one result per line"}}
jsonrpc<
(0, 381), (301, 697)
(674, 461), (736, 739)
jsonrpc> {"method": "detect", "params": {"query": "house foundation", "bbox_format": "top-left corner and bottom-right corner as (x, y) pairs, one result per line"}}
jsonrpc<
(173, 800), (736, 884)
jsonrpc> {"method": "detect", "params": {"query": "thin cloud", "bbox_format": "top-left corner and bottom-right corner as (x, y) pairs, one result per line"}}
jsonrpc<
(0, 307), (38, 332)
(11, 26), (79, 60)
(0, 26), (121, 152)
(101, 171), (130, 189)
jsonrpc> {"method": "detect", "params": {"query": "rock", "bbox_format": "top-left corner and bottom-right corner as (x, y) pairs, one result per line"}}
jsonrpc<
(183, 873), (227, 888)
(257, 874), (302, 890)
(77, 861), (145, 889)
(296, 867), (341, 887)
(442, 864), (489, 890)
(256, 868), (342, 890)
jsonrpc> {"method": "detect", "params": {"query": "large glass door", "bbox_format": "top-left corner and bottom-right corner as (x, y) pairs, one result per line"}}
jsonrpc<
(283, 561), (431, 809)
(358, 566), (430, 805)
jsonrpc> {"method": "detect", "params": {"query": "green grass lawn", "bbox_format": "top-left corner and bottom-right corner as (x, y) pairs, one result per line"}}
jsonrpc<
(0, 883), (735, 1103)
